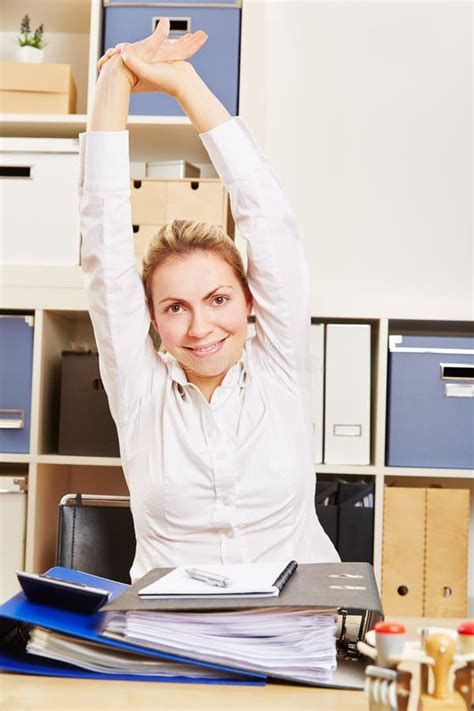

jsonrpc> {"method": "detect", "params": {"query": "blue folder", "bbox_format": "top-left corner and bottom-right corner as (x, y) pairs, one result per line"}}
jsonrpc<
(0, 567), (265, 685)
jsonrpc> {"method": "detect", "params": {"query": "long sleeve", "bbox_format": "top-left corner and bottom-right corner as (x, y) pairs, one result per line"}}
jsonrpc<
(79, 131), (162, 426)
(200, 117), (312, 395)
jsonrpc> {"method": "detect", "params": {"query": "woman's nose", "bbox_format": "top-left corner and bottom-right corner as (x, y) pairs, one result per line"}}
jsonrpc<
(188, 310), (213, 339)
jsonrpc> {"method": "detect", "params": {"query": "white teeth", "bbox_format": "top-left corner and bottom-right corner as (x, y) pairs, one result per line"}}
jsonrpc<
(191, 339), (224, 353)
(195, 343), (219, 352)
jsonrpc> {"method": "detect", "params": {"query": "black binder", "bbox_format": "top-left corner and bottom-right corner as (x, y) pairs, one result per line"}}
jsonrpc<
(56, 494), (136, 584)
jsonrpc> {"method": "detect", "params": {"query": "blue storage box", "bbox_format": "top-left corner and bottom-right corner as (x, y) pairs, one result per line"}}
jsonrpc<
(386, 334), (474, 469)
(0, 315), (35, 453)
(102, 0), (241, 116)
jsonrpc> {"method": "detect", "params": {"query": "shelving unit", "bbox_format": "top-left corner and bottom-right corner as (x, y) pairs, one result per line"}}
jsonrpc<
(1, 0), (472, 614)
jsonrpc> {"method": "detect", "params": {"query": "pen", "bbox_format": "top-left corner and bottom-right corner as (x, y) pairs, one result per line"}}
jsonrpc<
(185, 568), (232, 588)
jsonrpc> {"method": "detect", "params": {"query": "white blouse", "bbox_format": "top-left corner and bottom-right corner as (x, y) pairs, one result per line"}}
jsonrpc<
(79, 117), (338, 583)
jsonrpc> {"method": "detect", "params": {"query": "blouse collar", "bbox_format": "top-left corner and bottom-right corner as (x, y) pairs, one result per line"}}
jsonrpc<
(162, 349), (248, 390)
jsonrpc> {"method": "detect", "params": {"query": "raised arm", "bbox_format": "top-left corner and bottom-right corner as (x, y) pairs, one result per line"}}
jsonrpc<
(167, 73), (312, 393)
(81, 58), (158, 427)
(82, 23), (209, 426)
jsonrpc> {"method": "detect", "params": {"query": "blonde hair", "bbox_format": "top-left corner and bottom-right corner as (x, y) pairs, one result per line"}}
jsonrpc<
(142, 220), (250, 318)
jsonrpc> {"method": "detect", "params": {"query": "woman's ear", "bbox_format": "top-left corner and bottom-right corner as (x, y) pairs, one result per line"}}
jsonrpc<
(245, 291), (253, 316)
(150, 315), (159, 334)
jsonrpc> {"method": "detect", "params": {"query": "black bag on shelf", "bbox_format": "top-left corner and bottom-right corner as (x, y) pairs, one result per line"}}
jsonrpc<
(58, 351), (120, 457)
(337, 481), (374, 564)
(314, 480), (338, 549)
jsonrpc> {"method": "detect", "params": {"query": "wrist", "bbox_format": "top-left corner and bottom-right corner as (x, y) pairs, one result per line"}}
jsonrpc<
(173, 62), (200, 102)
(100, 54), (135, 91)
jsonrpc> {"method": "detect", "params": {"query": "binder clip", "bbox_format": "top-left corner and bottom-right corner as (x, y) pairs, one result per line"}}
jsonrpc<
(336, 607), (380, 661)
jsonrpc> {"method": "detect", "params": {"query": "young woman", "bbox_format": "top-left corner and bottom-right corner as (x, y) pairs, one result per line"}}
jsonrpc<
(81, 21), (338, 582)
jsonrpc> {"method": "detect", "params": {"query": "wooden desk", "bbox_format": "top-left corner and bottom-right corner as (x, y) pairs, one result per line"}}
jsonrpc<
(0, 674), (365, 711)
(0, 619), (462, 711)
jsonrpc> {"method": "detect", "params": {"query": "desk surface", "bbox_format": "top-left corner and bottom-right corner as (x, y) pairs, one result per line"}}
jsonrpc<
(0, 674), (365, 711)
(0, 618), (462, 711)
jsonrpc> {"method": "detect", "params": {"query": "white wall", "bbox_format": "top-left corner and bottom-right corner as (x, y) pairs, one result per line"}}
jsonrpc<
(240, 0), (473, 319)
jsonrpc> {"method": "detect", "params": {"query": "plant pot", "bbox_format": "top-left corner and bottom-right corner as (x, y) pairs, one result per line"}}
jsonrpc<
(16, 46), (44, 63)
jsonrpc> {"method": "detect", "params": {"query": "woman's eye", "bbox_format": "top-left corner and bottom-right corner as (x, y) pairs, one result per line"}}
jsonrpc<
(213, 295), (228, 306)
(168, 304), (183, 313)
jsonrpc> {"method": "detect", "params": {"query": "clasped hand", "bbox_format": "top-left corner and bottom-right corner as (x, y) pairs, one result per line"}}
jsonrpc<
(98, 18), (207, 97)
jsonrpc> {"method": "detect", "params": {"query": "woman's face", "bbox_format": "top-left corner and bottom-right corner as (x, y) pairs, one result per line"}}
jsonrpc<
(150, 251), (252, 379)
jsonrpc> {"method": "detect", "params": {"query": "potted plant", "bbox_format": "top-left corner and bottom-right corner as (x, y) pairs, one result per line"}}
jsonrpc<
(17, 15), (46, 63)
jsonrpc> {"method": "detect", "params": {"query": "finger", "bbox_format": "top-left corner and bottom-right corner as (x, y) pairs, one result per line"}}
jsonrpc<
(121, 45), (153, 81)
(157, 30), (207, 61)
(141, 17), (170, 52)
(183, 31), (208, 57)
(97, 46), (121, 71)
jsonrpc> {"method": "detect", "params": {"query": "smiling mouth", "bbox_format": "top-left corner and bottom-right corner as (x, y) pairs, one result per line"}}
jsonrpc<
(185, 337), (228, 356)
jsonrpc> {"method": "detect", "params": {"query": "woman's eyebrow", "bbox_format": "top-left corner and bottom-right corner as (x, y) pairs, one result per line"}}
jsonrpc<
(159, 285), (234, 305)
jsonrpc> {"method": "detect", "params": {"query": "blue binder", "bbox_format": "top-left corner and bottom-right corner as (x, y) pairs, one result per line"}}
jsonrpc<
(0, 315), (34, 453)
(0, 567), (265, 685)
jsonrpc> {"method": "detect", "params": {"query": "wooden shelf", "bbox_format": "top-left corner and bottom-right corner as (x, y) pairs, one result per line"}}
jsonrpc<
(0, 112), (213, 166)
(0, 114), (88, 139)
(0, 453), (31, 464)
(315, 464), (377, 476)
(35, 455), (121, 467)
(383, 467), (474, 480)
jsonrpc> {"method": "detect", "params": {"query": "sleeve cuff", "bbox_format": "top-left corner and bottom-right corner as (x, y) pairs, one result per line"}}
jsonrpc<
(80, 131), (130, 192)
(199, 117), (265, 185)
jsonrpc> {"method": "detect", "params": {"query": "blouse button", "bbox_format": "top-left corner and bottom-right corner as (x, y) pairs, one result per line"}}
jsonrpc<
(225, 529), (235, 538)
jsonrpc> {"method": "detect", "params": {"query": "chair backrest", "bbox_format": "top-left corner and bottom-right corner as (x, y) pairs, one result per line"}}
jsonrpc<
(56, 494), (136, 584)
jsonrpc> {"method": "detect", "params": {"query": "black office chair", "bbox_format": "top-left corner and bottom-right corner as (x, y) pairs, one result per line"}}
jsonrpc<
(56, 494), (136, 584)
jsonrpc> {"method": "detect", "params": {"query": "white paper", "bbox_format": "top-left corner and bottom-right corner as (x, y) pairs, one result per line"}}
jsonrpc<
(139, 561), (293, 598)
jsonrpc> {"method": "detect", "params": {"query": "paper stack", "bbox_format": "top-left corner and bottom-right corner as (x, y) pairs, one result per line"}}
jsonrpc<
(103, 606), (337, 685)
(26, 627), (237, 680)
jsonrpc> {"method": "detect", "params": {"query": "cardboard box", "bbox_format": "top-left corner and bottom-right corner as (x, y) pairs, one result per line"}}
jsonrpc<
(0, 62), (77, 114)
(130, 179), (230, 230)
(382, 487), (426, 616)
(425, 488), (469, 617)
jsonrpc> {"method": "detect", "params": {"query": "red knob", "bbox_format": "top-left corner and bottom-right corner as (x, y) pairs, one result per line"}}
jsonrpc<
(375, 621), (407, 635)
(458, 621), (474, 636)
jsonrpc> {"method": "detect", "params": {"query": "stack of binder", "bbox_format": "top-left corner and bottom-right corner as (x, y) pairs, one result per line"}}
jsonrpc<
(0, 563), (383, 690)
(0, 567), (262, 685)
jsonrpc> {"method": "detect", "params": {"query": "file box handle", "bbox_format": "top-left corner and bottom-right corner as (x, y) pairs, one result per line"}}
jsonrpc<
(0, 165), (31, 179)
(154, 16), (191, 37)
(333, 424), (362, 437)
(0, 409), (25, 429)
(440, 363), (474, 381)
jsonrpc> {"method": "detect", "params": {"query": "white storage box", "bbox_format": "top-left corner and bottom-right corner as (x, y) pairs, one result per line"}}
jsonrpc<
(0, 137), (80, 266)
(0, 474), (27, 602)
(146, 160), (200, 179)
